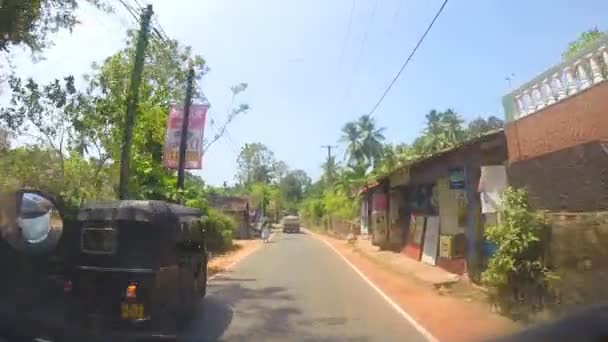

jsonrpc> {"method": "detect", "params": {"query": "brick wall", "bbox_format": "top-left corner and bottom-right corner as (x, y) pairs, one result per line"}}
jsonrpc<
(508, 141), (608, 211)
(546, 212), (608, 313)
(505, 81), (608, 163)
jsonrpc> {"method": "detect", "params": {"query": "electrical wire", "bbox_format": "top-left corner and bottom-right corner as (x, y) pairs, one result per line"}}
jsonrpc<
(337, 0), (377, 114)
(115, 0), (168, 42)
(337, 0), (356, 71)
(116, 0), (140, 24)
(352, 0), (378, 74)
(367, 0), (448, 117)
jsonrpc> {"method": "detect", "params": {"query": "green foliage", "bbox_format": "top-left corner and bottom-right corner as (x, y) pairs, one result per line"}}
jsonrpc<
(466, 116), (504, 138)
(481, 187), (555, 311)
(299, 107), (502, 231)
(204, 209), (235, 252)
(0, 0), (112, 53)
(563, 28), (603, 60)
(0, 146), (115, 217)
(340, 114), (385, 168)
(279, 169), (311, 209)
(249, 182), (272, 210)
(299, 195), (325, 227)
(322, 190), (356, 220)
(0, 28), (246, 241)
(413, 109), (466, 156)
(1, 75), (87, 155)
(236, 142), (276, 185)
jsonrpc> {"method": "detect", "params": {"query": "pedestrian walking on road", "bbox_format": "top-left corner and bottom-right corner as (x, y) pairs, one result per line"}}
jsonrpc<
(261, 222), (270, 243)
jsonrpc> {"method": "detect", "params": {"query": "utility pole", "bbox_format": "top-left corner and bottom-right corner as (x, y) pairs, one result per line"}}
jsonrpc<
(321, 145), (337, 184)
(177, 67), (195, 193)
(505, 73), (515, 90)
(321, 144), (337, 232)
(119, 4), (154, 200)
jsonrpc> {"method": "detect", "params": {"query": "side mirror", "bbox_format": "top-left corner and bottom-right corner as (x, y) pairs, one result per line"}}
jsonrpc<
(0, 190), (64, 255)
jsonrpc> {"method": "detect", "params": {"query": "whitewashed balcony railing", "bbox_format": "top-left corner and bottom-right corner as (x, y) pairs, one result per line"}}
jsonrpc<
(503, 34), (608, 122)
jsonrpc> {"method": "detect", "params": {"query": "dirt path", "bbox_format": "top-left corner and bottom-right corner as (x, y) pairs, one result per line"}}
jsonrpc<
(208, 239), (264, 277)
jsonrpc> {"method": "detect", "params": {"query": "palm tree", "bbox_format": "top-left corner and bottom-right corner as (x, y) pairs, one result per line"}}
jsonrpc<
(421, 109), (466, 154)
(340, 121), (365, 166)
(357, 114), (385, 167)
(334, 161), (368, 198)
(340, 115), (386, 168)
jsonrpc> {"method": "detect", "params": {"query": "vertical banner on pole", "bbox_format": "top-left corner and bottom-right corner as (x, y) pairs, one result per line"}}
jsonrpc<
(163, 104), (209, 169)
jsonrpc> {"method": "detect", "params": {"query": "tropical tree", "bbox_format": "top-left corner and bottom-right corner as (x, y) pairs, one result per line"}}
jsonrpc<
(334, 162), (367, 198)
(0, 128), (9, 151)
(411, 109), (466, 156)
(204, 83), (249, 153)
(0, 0), (111, 54)
(249, 182), (272, 211)
(340, 121), (365, 166)
(236, 143), (276, 185)
(357, 114), (385, 167)
(466, 116), (504, 138)
(563, 27), (604, 60)
(340, 114), (385, 168)
(0, 75), (89, 178)
(78, 32), (209, 199)
(279, 169), (311, 207)
(272, 160), (290, 183)
(320, 155), (338, 184)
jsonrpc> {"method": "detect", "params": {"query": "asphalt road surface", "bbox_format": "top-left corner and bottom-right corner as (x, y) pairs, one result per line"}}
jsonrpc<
(182, 231), (429, 342)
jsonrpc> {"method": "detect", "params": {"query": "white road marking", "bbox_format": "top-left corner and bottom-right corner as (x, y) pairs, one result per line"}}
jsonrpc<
(208, 232), (276, 280)
(310, 230), (439, 342)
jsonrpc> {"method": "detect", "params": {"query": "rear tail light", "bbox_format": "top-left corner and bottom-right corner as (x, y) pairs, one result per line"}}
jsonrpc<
(63, 279), (73, 293)
(126, 283), (138, 300)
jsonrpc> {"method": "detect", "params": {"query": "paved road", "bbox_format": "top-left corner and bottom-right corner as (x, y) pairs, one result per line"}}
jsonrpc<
(184, 231), (428, 342)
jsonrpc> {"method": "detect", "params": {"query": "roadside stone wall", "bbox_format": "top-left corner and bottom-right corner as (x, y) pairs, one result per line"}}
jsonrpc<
(545, 211), (608, 313)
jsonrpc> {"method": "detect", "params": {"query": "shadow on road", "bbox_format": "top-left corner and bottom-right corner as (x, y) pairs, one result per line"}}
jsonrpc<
(209, 276), (257, 282)
(181, 278), (301, 341)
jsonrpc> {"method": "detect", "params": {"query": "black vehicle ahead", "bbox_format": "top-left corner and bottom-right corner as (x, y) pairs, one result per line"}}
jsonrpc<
(0, 192), (208, 341)
(62, 200), (208, 339)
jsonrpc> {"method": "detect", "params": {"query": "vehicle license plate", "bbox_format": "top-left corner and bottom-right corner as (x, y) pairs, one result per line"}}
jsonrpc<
(120, 303), (144, 320)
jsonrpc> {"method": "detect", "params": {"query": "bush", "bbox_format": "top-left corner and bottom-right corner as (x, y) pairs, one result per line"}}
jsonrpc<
(481, 187), (557, 316)
(204, 209), (235, 253)
(299, 196), (325, 227)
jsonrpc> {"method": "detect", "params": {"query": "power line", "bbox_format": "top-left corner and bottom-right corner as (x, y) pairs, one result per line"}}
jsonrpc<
(116, 0), (168, 41)
(352, 0), (378, 74)
(116, 0), (140, 24)
(337, 0), (356, 71)
(367, 0), (449, 117)
(336, 0), (377, 113)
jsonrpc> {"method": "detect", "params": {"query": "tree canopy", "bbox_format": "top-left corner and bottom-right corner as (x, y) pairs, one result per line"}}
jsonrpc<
(299, 108), (504, 229)
(562, 27), (604, 60)
(0, 0), (111, 53)
(236, 142), (276, 185)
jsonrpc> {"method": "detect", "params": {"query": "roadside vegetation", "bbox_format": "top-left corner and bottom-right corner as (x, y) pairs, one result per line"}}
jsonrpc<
(0, 1), (243, 252)
(299, 111), (503, 231)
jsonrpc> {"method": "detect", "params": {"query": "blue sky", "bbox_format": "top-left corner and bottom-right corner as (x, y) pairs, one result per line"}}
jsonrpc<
(4, 0), (607, 185)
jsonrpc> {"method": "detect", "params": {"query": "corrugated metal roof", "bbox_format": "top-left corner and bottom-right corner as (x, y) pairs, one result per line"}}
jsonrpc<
(375, 129), (505, 183)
